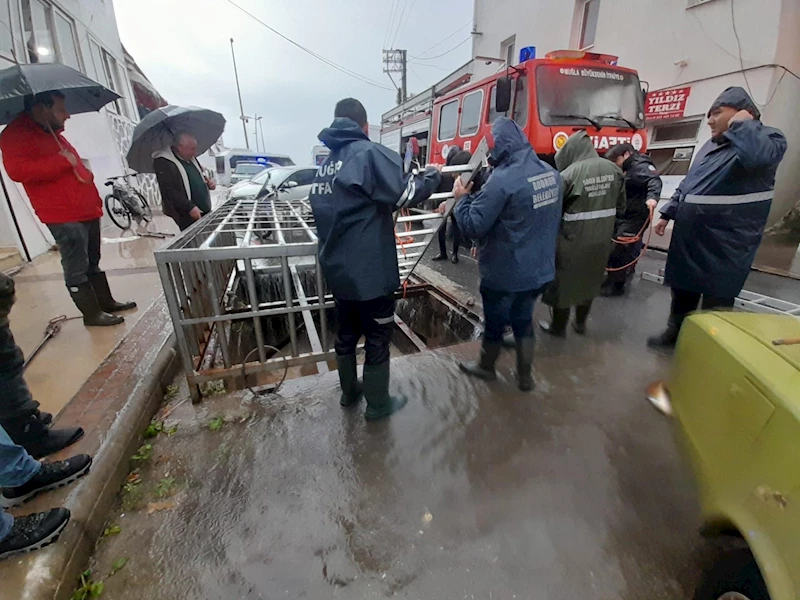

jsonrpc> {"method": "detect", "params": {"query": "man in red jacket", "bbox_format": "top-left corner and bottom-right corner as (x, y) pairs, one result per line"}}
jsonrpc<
(0, 91), (135, 326)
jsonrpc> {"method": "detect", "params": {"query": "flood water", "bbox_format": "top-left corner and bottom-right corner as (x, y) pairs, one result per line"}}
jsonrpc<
(87, 275), (721, 600)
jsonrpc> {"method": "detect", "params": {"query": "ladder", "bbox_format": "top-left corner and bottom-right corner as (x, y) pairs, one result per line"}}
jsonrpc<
(396, 138), (490, 284)
(641, 271), (800, 316)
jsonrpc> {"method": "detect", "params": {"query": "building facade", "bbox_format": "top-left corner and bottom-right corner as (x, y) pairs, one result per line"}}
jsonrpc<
(471, 0), (800, 226)
(0, 0), (153, 264)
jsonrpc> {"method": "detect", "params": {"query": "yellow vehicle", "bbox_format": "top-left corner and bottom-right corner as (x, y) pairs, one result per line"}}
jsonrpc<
(664, 312), (800, 600)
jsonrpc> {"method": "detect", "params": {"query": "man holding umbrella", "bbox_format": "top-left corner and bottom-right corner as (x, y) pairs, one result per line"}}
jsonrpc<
(126, 105), (225, 232)
(0, 90), (136, 327)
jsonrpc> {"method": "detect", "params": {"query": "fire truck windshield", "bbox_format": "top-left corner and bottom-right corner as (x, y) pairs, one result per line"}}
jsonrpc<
(536, 65), (644, 129)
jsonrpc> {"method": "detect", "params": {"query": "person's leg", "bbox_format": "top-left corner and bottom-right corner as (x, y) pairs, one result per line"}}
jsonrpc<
(460, 287), (508, 381)
(510, 289), (537, 391)
(450, 215), (461, 264)
(0, 289), (84, 458)
(647, 288), (700, 348)
(540, 305), (570, 337)
(0, 425), (40, 541)
(47, 222), (122, 327)
(334, 299), (363, 407)
(700, 295), (736, 311)
(85, 220), (137, 313)
(573, 300), (593, 335)
(360, 295), (405, 421)
(433, 223), (448, 260)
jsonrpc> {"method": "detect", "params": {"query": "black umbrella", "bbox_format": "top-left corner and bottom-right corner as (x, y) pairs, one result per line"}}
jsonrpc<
(0, 63), (120, 125)
(126, 105), (226, 173)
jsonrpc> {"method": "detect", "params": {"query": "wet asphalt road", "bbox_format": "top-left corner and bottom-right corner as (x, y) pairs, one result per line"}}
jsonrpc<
(88, 249), (732, 600)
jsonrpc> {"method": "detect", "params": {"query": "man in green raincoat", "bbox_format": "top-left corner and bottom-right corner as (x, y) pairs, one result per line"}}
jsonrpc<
(541, 131), (626, 336)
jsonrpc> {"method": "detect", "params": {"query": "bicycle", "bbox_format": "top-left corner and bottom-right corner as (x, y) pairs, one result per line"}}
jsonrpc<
(104, 174), (153, 230)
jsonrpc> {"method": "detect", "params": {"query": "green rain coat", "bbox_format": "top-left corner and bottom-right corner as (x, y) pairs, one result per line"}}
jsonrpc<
(543, 131), (626, 309)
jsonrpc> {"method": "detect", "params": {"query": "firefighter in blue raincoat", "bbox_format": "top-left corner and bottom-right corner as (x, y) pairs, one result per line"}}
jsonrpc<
(648, 87), (787, 348)
(309, 98), (440, 421)
(454, 118), (562, 392)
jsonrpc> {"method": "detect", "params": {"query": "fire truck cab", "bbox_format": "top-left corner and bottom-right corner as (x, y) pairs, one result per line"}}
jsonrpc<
(428, 50), (648, 165)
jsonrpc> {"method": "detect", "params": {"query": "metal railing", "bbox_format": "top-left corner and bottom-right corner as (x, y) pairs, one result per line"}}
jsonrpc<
(154, 147), (486, 401)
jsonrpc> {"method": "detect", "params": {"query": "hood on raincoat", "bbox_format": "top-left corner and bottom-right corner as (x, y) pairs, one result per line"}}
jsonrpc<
(318, 117), (369, 151)
(707, 86), (761, 120)
(554, 130), (598, 171)
(488, 117), (529, 165)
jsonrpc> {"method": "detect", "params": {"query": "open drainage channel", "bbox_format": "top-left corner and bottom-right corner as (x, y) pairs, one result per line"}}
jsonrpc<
(204, 267), (483, 397)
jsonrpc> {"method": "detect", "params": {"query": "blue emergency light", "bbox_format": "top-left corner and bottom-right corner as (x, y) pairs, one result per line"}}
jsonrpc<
(519, 46), (536, 62)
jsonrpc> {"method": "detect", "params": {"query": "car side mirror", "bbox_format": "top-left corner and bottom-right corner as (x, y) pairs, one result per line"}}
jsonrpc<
(495, 77), (512, 114)
(285, 181), (299, 188)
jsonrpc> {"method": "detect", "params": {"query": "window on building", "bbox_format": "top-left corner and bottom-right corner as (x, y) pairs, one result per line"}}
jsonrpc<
(512, 76), (528, 127)
(22, 0), (55, 64)
(438, 99), (459, 141)
(579, 0), (600, 49)
(651, 120), (702, 143)
(53, 10), (81, 71)
(459, 90), (483, 137)
(0, 12), (15, 62)
(501, 35), (516, 67)
(649, 147), (695, 176)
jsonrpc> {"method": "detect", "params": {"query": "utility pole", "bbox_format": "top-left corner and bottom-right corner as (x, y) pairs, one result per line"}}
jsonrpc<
(230, 37), (250, 149)
(382, 49), (408, 105)
(253, 115), (263, 152)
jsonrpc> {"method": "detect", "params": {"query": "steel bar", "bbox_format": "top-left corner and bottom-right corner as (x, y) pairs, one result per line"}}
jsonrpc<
(394, 315), (426, 352)
(205, 260), (232, 368)
(244, 259), (267, 363)
(314, 256), (329, 352)
(290, 265), (327, 373)
(281, 256), (298, 356)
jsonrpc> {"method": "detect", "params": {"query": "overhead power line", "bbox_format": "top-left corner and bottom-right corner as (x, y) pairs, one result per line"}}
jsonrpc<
(412, 36), (472, 62)
(412, 21), (471, 59)
(383, 0), (400, 49)
(225, 0), (393, 91)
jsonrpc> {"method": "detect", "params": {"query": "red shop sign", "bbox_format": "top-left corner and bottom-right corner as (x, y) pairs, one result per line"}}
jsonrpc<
(645, 87), (691, 121)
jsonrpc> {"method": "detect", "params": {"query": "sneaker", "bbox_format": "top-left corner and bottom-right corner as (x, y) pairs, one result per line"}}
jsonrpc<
(0, 508), (70, 561)
(1, 454), (92, 508)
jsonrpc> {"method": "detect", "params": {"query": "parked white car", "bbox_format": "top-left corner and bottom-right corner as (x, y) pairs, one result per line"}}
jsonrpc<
(232, 166), (318, 202)
(228, 167), (274, 200)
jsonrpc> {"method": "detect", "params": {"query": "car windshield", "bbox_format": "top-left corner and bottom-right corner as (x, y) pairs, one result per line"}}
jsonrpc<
(250, 169), (273, 185)
(261, 167), (295, 189)
(536, 65), (644, 128)
(234, 163), (265, 175)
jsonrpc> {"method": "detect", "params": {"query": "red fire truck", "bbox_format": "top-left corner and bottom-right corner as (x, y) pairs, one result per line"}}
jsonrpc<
(427, 50), (648, 165)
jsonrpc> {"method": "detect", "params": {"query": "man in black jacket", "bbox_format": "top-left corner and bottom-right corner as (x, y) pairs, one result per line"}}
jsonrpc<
(603, 143), (662, 296)
(153, 133), (216, 231)
(309, 98), (440, 422)
(432, 149), (471, 264)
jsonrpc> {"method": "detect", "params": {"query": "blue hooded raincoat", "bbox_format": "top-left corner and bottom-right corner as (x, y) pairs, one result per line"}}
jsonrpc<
(309, 117), (441, 301)
(455, 118), (563, 293)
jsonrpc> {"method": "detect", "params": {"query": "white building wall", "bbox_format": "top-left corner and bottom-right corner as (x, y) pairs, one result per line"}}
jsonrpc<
(471, 0), (799, 226)
(0, 0), (140, 259)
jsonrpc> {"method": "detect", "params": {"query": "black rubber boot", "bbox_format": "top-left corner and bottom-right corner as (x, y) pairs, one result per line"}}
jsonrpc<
(68, 282), (124, 327)
(431, 253), (447, 262)
(539, 308), (570, 337)
(88, 272), (137, 313)
(502, 331), (515, 349)
(451, 254), (459, 264)
(335, 354), (362, 407)
(647, 316), (682, 349)
(363, 362), (408, 422)
(600, 281), (626, 297)
(515, 337), (535, 392)
(1, 454), (92, 508)
(459, 340), (502, 381)
(573, 303), (592, 335)
(0, 508), (70, 561)
(1, 414), (84, 459)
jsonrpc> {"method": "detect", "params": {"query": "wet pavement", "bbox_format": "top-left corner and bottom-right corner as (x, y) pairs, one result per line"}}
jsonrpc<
(7, 216), (177, 416)
(85, 259), (725, 600)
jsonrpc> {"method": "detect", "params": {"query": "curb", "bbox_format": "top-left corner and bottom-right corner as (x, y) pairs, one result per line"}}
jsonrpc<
(0, 301), (179, 600)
